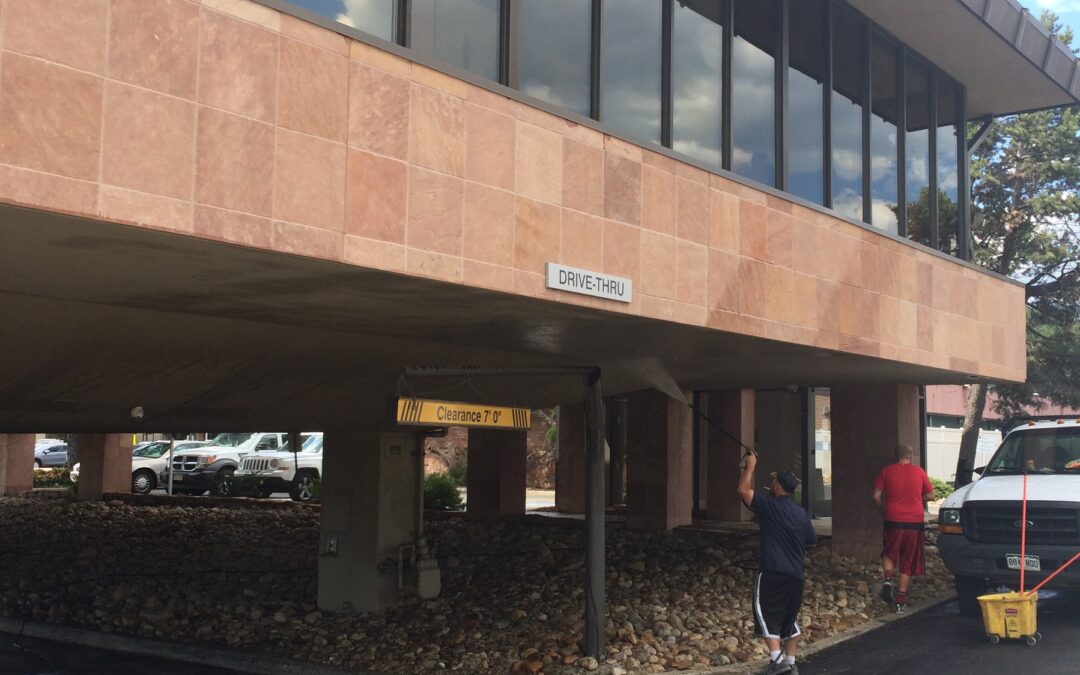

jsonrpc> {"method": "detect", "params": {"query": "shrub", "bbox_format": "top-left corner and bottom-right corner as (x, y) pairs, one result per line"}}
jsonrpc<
(33, 468), (72, 489)
(424, 472), (463, 510)
(445, 455), (467, 488)
(931, 477), (955, 501)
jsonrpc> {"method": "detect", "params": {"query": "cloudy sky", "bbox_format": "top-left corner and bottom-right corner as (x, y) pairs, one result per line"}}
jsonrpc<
(1020, 0), (1080, 38)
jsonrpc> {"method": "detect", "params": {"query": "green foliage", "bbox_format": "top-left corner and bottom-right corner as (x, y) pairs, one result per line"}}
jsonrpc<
(33, 468), (72, 489)
(930, 477), (954, 502)
(424, 472), (463, 510)
(225, 474), (264, 498)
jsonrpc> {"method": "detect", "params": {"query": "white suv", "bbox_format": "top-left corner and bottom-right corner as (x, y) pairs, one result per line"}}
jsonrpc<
(938, 419), (1080, 614)
(235, 432), (322, 502)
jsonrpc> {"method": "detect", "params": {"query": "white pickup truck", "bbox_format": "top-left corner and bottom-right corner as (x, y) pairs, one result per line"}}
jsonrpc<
(234, 432), (322, 502)
(162, 432), (287, 496)
(938, 419), (1080, 614)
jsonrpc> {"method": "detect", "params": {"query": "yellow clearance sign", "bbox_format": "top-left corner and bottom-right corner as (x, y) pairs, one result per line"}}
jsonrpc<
(396, 398), (531, 430)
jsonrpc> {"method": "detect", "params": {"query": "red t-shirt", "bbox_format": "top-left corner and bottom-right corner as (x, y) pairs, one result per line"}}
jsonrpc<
(873, 462), (933, 523)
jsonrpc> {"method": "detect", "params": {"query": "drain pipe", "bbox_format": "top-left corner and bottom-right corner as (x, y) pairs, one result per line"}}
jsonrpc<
(415, 428), (445, 600)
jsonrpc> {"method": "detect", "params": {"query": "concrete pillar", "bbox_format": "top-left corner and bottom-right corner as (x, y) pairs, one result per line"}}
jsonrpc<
(76, 433), (132, 501)
(626, 389), (693, 531)
(556, 402), (586, 514)
(466, 429), (526, 521)
(318, 431), (421, 613)
(831, 384), (921, 561)
(706, 390), (755, 522)
(0, 434), (35, 495)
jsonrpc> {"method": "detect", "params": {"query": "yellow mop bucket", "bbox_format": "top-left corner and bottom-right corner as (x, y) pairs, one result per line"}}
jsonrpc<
(977, 591), (1039, 645)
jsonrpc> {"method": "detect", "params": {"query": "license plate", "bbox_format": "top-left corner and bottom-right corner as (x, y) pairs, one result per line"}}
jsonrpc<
(1006, 554), (1040, 572)
(171, 474), (184, 481)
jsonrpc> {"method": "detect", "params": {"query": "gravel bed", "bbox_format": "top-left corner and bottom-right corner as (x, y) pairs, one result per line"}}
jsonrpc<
(0, 497), (953, 673)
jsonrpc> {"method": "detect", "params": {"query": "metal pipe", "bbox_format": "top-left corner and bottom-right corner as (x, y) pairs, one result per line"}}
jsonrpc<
(583, 368), (606, 659)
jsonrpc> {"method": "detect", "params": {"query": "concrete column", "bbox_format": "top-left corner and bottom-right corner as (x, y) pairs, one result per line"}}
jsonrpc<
(76, 433), (132, 501)
(831, 384), (921, 561)
(556, 402), (586, 514)
(0, 434), (35, 495)
(318, 431), (421, 613)
(466, 429), (526, 521)
(626, 389), (693, 531)
(706, 390), (755, 522)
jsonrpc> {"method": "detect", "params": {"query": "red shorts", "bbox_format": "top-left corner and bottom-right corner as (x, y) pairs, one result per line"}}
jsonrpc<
(882, 522), (925, 576)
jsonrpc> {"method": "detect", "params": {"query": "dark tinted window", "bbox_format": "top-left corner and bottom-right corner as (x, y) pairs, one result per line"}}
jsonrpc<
(937, 77), (961, 256)
(672, 0), (723, 167)
(831, 5), (864, 220)
(869, 33), (900, 233)
(787, 0), (825, 204)
(287, 0), (397, 42)
(732, 0), (777, 186)
(601, 0), (662, 143)
(411, 0), (501, 81)
(905, 55), (932, 247)
(518, 0), (592, 116)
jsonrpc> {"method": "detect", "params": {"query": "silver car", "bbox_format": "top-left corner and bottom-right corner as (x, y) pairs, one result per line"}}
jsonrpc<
(34, 442), (69, 468)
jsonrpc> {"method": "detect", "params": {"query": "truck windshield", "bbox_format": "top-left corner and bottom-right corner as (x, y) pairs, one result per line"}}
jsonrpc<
(984, 427), (1080, 475)
(207, 433), (253, 448)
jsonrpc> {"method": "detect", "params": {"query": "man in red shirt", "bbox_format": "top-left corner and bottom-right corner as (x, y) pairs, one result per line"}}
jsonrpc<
(872, 444), (933, 613)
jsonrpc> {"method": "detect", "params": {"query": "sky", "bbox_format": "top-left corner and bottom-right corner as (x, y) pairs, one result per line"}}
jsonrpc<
(1020, 0), (1080, 41)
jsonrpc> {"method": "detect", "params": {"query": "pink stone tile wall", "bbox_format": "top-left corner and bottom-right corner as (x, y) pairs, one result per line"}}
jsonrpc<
(0, 0), (1026, 382)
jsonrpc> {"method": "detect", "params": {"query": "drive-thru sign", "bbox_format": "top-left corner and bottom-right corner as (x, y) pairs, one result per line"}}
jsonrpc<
(396, 398), (531, 430)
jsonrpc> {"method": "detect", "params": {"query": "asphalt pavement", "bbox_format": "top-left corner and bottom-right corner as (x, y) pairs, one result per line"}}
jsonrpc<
(0, 633), (243, 675)
(800, 591), (1080, 675)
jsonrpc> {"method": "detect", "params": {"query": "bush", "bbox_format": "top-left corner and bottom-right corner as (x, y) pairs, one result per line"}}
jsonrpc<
(33, 468), (72, 489)
(931, 477), (955, 501)
(445, 455), (467, 488)
(424, 472), (463, 510)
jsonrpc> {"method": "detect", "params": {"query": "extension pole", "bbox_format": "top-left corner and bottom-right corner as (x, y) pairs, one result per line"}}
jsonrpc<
(583, 368), (606, 659)
(1020, 471), (1029, 593)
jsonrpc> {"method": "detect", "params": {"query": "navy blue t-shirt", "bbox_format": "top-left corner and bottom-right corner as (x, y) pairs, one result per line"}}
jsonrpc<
(750, 492), (816, 578)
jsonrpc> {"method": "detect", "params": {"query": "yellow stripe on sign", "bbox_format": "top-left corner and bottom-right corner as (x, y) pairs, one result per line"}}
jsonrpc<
(396, 398), (531, 430)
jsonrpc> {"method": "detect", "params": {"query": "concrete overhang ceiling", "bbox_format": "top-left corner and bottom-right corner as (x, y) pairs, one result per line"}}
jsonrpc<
(851, 0), (1080, 117)
(1, 204), (979, 432)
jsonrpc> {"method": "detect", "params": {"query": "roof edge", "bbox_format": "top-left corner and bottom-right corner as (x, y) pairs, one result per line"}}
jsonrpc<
(959, 0), (1080, 112)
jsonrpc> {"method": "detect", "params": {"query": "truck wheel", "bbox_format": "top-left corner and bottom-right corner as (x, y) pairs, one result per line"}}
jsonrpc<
(956, 575), (985, 616)
(131, 469), (156, 494)
(290, 471), (319, 502)
(210, 467), (236, 497)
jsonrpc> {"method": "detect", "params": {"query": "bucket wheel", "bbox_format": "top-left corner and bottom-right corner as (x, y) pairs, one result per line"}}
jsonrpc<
(988, 635), (1000, 644)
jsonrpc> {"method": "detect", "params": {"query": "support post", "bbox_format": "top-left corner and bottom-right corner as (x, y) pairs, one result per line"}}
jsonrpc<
(583, 368), (605, 659)
(0, 434), (34, 495)
(608, 397), (627, 506)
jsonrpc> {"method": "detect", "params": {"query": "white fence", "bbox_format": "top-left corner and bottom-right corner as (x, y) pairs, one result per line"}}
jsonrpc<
(925, 427), (1002, 482)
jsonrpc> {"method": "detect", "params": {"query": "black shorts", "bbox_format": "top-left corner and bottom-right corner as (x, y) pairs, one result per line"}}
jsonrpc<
(753, 571), (804, 640)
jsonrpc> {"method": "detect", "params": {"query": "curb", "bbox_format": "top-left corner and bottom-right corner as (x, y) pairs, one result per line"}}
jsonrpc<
(0, 617), (371, 675)
(655, 593), (957, 675)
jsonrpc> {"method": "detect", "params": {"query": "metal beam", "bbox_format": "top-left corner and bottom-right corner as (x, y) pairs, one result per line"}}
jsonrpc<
(583, 368), (606, 659)
(967, 116), (995, 153)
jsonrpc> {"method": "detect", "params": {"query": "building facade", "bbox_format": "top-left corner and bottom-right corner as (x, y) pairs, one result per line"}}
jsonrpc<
(1, 0), (1078, 628)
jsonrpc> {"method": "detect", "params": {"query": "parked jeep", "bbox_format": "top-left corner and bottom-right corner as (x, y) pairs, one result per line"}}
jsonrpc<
(162, 433), (286, 496)
(234, 432), (322, 502)
(938, 419), (1080, 614)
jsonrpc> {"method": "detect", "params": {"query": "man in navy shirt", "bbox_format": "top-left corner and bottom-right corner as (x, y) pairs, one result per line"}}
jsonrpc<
(737, 451), (816, 675)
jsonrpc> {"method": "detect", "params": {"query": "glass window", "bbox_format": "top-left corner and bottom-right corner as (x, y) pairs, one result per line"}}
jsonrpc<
(937, 77), (961, 256)
(672, 1), (723, 168)
(518, 0), (592, 117)
(905, 55), (932, 247)
(831, 5), (864, 220)
(787, 0), (826, 205)
(601, 0), (662, 143)
(411, 0), (501, 81)
(869, 33), (900, 234)
(732, 0), (777, 186)
(287, 0), (397, 43)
